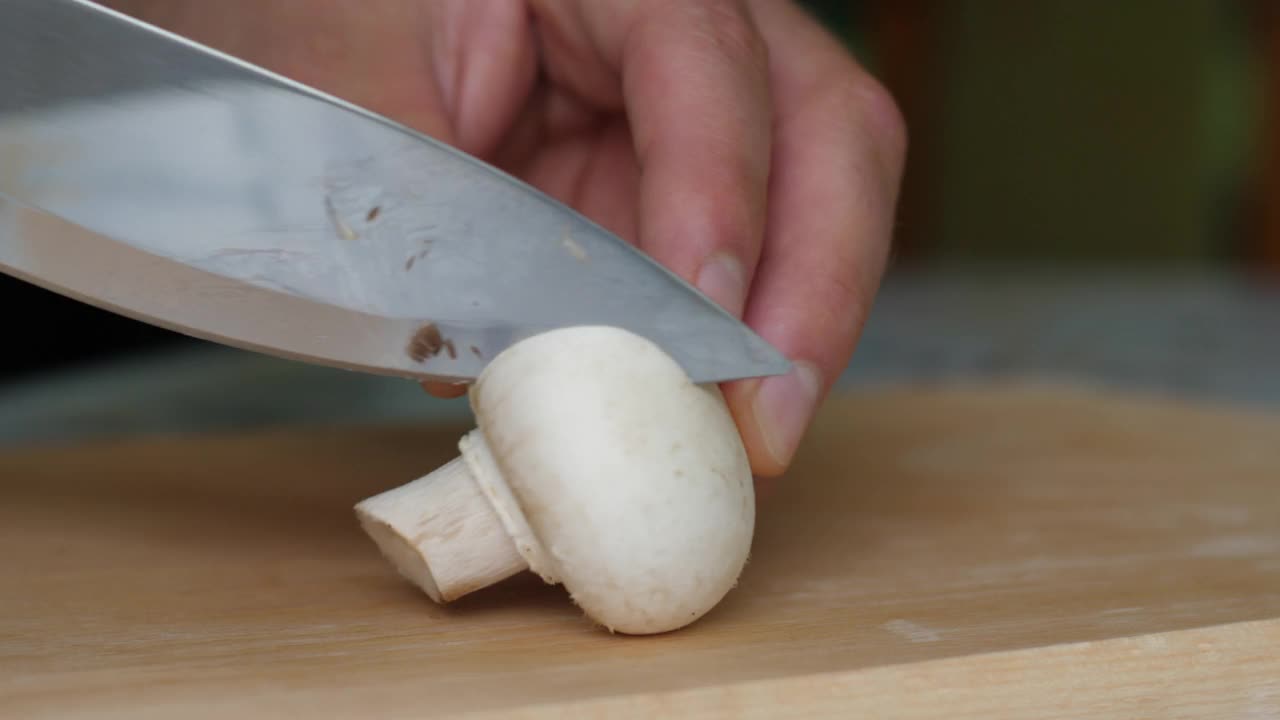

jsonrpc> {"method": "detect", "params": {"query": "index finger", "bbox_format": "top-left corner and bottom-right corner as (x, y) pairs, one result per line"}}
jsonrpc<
(613, 0), (773, 318)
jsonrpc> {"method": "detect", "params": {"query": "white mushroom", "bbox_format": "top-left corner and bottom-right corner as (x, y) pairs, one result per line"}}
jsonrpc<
(354, 325), (755, 634)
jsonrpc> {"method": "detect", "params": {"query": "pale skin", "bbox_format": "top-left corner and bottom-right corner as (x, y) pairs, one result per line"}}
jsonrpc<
(102, 0), (907, 481)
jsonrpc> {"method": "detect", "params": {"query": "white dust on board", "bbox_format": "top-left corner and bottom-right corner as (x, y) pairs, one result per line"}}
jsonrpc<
(1190, 534), (1280, 558)
(1195, 505), (1253, 526)
(883, 619), (942, 644)
(1248, 683), (1280, 719)
(1098, 606), (1144, 616)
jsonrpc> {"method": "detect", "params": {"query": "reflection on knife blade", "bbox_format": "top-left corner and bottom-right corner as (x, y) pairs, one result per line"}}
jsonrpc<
(0, 0), (790, 383)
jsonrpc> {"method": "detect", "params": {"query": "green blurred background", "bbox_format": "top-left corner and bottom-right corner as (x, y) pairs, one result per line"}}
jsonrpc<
(803, 0), (1271, 268)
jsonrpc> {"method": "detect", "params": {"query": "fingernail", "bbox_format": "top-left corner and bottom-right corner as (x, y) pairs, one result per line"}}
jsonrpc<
(696, 253), (748, 317)
(752, 361), (822, 467)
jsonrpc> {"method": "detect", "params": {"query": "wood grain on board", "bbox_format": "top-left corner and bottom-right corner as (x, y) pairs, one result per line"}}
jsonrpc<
(2, 382), (1278, 718)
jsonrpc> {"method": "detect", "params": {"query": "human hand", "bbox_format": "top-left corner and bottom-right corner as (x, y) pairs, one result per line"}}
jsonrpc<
(102, 0), (906, 478)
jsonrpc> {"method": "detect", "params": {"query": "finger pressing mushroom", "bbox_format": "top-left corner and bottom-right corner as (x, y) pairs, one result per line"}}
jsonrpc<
(355, 325), (755, 635)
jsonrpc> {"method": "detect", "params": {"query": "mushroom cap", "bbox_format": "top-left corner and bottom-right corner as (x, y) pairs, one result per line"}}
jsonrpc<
(470, 325), (755, 634)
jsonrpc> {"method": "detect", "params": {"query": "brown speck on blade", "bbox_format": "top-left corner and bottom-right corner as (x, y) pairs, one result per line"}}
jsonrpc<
(406, 323), (445, 362)
(443, 339), (457, 360)
(469, 345), (483, 359)
(405, 255), (416, 271)
(366, 206), (382, 222)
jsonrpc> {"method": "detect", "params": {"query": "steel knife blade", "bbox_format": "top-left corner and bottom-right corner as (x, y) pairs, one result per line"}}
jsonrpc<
(0, 0), (790, 384)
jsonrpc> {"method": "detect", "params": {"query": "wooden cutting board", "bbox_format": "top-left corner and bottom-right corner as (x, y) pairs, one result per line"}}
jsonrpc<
(2, 382), (1278, 718)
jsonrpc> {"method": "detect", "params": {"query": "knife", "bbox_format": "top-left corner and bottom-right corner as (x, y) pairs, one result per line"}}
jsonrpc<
(0, 0), (789, 385)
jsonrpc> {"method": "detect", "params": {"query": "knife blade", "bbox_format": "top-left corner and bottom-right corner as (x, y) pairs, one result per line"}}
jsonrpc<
(0, 0), (790, 384)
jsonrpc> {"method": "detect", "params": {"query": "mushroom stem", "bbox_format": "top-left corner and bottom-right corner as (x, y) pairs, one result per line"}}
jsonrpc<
(354, 446), (527, 603)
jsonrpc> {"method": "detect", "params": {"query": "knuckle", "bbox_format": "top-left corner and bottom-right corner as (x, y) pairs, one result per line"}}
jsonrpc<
(708, 1), (769, 67)
(822, 70), (907, 168)
(801, 72), (907, 216)
(850, 72), (908, 167)
(661, 0), (767, 70)
(796, 60), (907, 185)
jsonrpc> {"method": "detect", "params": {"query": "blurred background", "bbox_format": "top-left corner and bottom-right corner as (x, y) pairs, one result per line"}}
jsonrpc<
(835, 0), (1270, 268)
(2, 0), (1279, 443)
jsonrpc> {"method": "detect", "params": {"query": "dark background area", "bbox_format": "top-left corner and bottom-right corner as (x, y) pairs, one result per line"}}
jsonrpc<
(3, 1), (1277, 385)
